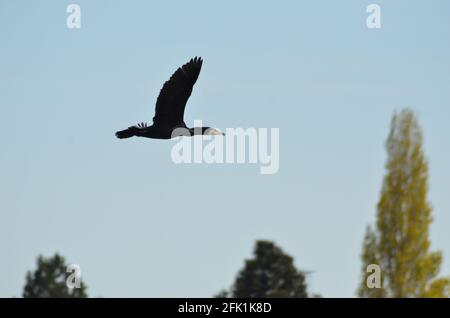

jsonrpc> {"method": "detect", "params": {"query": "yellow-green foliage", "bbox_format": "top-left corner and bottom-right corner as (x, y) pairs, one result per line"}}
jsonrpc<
(358, 109), (449, 298)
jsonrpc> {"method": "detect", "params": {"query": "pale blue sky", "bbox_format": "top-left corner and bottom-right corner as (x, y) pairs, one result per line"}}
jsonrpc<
(1, 0), (449, 297)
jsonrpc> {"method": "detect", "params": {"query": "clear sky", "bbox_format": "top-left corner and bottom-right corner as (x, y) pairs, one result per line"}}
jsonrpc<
(1, 0), (449, 297)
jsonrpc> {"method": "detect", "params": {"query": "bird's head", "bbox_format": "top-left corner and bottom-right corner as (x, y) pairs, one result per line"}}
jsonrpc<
(203, 127), (225, 136)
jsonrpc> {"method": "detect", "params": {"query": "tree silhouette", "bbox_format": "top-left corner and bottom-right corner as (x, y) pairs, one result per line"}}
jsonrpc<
(358, 109), (450, 298)
(218, 240), (308, 298)
(23, 253), (88, 298)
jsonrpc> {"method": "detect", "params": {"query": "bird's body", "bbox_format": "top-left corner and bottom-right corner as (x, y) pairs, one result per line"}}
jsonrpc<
(117, 123), (184, 140)
(116, 57), (222, 140)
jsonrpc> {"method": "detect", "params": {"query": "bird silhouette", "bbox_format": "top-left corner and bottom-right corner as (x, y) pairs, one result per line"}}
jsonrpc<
(115, 57), (223, 140)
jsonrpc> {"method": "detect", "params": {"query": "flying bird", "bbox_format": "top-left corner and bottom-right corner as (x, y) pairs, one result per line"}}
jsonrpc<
(115, 57), (223, 140)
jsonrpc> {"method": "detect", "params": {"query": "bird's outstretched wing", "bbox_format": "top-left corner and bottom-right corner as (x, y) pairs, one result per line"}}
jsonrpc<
(153, 57), (203, 126)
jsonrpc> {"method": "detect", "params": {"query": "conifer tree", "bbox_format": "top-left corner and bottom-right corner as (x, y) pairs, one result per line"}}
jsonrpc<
(218, 240), (308, 298)
(23, 253), (88, 298)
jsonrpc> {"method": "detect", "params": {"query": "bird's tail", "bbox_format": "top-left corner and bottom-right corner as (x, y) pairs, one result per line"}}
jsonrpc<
(115, 127), (138, 139)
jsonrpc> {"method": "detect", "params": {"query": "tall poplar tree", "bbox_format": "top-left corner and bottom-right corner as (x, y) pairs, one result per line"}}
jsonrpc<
(358, 109), (449, 298)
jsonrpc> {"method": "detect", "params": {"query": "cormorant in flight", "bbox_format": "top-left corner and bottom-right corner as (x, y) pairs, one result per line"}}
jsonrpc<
(115, 57), (223, 140)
